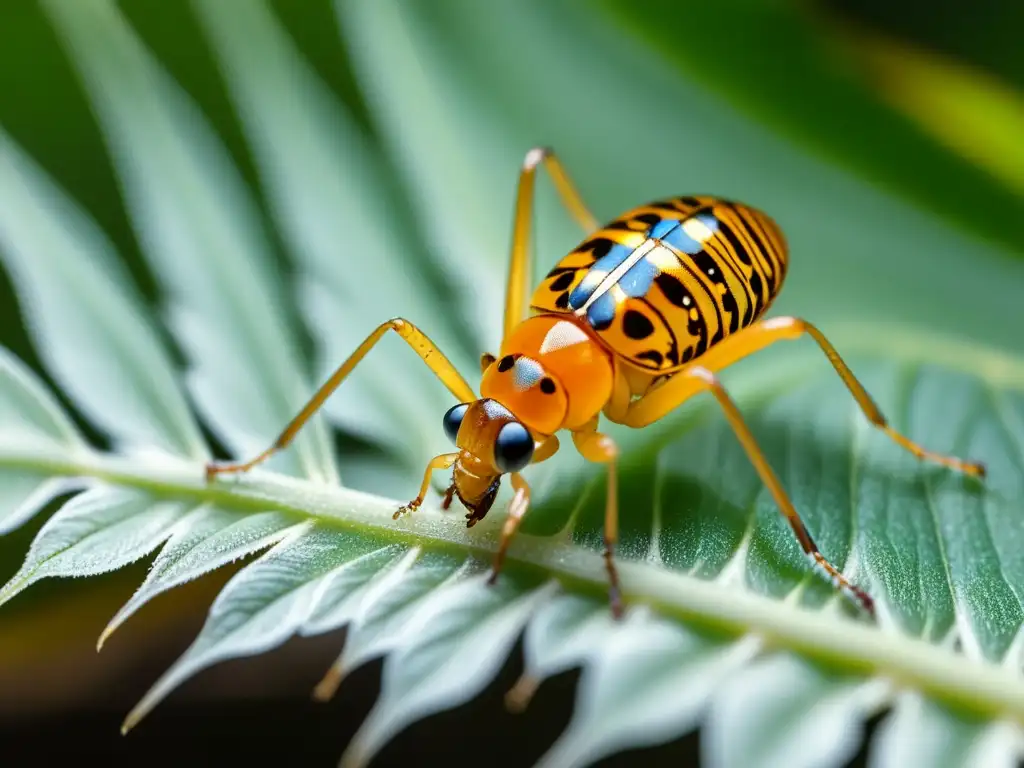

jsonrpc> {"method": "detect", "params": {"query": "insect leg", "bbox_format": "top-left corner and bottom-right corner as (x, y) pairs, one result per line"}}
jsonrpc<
(503, 147), (598, 338)
(205, 318), (476, 480)
(488, 472), (532, 585)
(488, 435), (560, 581)
(622, 316), (985, 478)
(572, 424), (623, 618)
(785, 318), (985, 476)
(640, 366), (874, 615)
(394, 452), (460, 519)
(480, 352), (496, 373)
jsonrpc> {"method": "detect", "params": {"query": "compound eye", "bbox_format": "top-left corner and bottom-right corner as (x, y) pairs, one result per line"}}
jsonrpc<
(442, 403), (470, 444)
(494, 422), (535, 473)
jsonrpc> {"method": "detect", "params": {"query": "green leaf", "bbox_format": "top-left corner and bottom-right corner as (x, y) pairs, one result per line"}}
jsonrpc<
(870, 693), (1021, 768)
(833, 29), (1024, 197)
(0, 345), (84, 534)
(2, 0), (1024, 766)
(40, 0), (338, 484)
(336, 0), (1024, 357)
(536, 609), (757, 768)
(313, 549), (468, 700)
(121, 525), (405, 732)
(191, 0), (477, 473)
(0, 345), (81, 451)
(598, 0), (1024, 257)
(97, 506), (301, 649)
(0, 134), (207, 461)
(343, 574), (556, 767)
(704, 654), (887, 768)
(0, 486), (186, 606)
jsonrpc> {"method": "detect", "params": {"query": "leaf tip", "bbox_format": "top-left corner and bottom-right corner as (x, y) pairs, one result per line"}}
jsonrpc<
(504, 674), (539, 713)
(312, 663), (346, 703)
(0, 574), (29, 609)
(98, 603), (135, 652)
(120, 713), (138, 736)
(121, 694), (155, 735)
(96, 624), (115, 652)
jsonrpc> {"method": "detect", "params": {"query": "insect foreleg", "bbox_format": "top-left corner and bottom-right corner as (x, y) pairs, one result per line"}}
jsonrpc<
(488, 434), (560, 582)
(205, 318), (476, 480)
(394, 452), (460, 519)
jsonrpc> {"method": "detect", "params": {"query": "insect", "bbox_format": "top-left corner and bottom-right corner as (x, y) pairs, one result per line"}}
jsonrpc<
(205, 147), (986, 618)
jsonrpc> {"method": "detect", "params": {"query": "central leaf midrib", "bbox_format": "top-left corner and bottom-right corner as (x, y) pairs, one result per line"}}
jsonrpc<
(3, 443), (1023, 727)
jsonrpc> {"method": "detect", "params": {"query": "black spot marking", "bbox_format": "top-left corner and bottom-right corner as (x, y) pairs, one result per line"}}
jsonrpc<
(603, 218), (647, 232)
(682, 346), (694, 363)
(633, 212), (661, 226)
(550, 272), (574, 291)
(647, 198), (681, 210)
(497, 355), (514, 372)
(655, 272), (690, 308)
(545, 265), (576, 278)
(578, 237), (614, 260)
(539, 377), (556, 394)
(665, 347), (679, 366)
(554, 291), (570, 310)
(623, 309), (655, 340)
(636, 350), (663, 367)
(749, 271), (763, 307)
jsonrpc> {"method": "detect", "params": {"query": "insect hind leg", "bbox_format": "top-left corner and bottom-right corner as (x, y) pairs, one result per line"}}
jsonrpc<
(636, 365), (875, 615)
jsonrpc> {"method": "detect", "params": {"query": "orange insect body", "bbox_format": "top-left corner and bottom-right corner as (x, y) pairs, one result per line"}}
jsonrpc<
(485, 314), (613, 433)
(206, 147), (986, 620)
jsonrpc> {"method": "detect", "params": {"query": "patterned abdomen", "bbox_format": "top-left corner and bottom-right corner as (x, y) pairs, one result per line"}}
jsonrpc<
(529, 196), (788, 372)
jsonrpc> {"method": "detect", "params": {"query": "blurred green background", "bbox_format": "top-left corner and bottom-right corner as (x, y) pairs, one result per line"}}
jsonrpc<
(0, 0), (1021, 765)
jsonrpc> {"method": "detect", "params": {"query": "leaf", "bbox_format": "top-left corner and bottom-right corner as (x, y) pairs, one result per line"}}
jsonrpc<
(339, 0), (1024, 355)
(191, 0), (478, 471)
(0, 345), (85, 535)
(598, 0), (1024, 256)
(0, 486), (186, 606)
(98, 506), (302, 649)
(0, 353), (1023, 762)
(313, 548), (467, 700)
(336, 0), (524, 352)
(536, 609), (759, 768)
(507, 592), (614, 711)
(342, 573), (557, 768)
(2, 0), (1024, 765)
(122, 525), (405, 733)
(870, 693), (1022, 768)
(0, 133), (207, 461)
(39, 0), (338, 483)
(704, 654), (888, 768)
(833, 28), (1024, 196)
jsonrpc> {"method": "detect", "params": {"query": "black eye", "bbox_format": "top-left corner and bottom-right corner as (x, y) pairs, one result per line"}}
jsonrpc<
(443, 403), (469, 443)
(494, 422), (535, 473)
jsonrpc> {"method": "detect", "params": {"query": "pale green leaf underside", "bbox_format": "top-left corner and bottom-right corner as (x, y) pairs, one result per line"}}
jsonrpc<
(0, 0), (1023, 766)
(39, 0), (337, 485)
(0, 134), (208, 462)
(0, 344), (1022, 766)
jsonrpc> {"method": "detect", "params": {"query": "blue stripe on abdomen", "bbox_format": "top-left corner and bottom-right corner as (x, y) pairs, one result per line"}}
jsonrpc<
(568, 240), (635, 309)
(585, 291), (617, 330)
